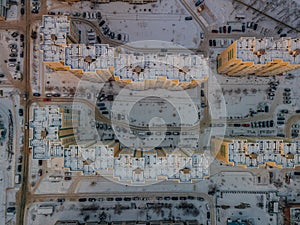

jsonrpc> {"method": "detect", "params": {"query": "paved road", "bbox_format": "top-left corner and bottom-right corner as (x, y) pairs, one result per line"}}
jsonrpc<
(15, 0), (33, 224)
(285, 115), (300, 138)
(0, 2), (293, 225)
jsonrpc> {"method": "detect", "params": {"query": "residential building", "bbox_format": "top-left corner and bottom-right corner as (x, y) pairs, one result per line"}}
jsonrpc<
(29, 106), (80, 159)
(227, 219), (253, 225)
(0, 0), (7, 21)
(212, 137), (300, 168)
(284, 204), (300, 225)
(0, 117), (6, 139)
(40, 15), (80, 70)
(55, 221), (198, 225)
(39, 16), (209, 88)
(30, 106), (209, 183)
(113, 147), (209, 183)
(55, 221), (80, 225)
(217, 37), (300, 76)
(58, 0), (157, 3)
(64, 140), (119, 174)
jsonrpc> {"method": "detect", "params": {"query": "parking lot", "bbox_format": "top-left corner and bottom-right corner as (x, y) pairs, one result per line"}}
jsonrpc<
(28, 194), (210, 224)
(0, 30), (25, 81)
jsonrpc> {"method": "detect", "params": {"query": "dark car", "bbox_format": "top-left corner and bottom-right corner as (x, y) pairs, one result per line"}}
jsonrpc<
(117, 34), (122, 40)
(9, 58), (17, 62)
(185, 16), (193, 21)
(78, 198), (87, 202)
(33, 93), (41, 97)
(223, 26), (226, 33)
(38, 169), (42, 176)
(107, 197), (114, 201)
(115, 197), (122, 201)
(31, 9), (38, 14)
(212, 40), (216, 46)
(20, 8), (25, 15)
(97, 36), (101, 43)
(201, 89), (205, 97)
(242, 25), (246, 32)
(171, 196), (178, 200)
(17, 165), (22, 172)
(253, 23), (258, 30)
(9, 53), (17, 57)
(195, 0), (204, 7)
(110, 32), (115, 39)
(99, 20), (105, 27)
(52, 93), (61, 97)
(209, 39), (212, 46)
(228, 26), (232, 33)
(20, 34), (24, 42)
(124, 197), (131, 201)
(57, 198), (65, 202)
(211, 29), (218, 33)
(11, 32), (19, 38)
(96, 12), (101, 19)
(197, 197), (205, 201)
(18, 108), (23, 116)
(88, 198), (96, 202)
(207, 212), (210, 219)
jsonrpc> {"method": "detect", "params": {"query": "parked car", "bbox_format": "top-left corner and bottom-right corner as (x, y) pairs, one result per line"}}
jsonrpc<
(253, 23), (258, 30)
(52, 93), (61, 97)
(223, 26), (226, 33)
(57, 198), (65, 202)
(9, 43), (17, 49)
(99, 20), (105, 27)
(18, 108), (23, 116)
(9, 53), (17, 57)
(195, 0), (204, 7)
(228, 26), (232, 33)
(20, 8), (25, 15)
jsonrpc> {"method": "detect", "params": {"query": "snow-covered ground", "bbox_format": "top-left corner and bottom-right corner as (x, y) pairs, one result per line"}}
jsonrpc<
(0, 93), (21, 225)
(48, 0), (203, 48)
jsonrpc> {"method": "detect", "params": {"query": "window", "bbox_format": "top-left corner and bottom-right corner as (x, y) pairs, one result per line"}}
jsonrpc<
(228, 49), (234, 60)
